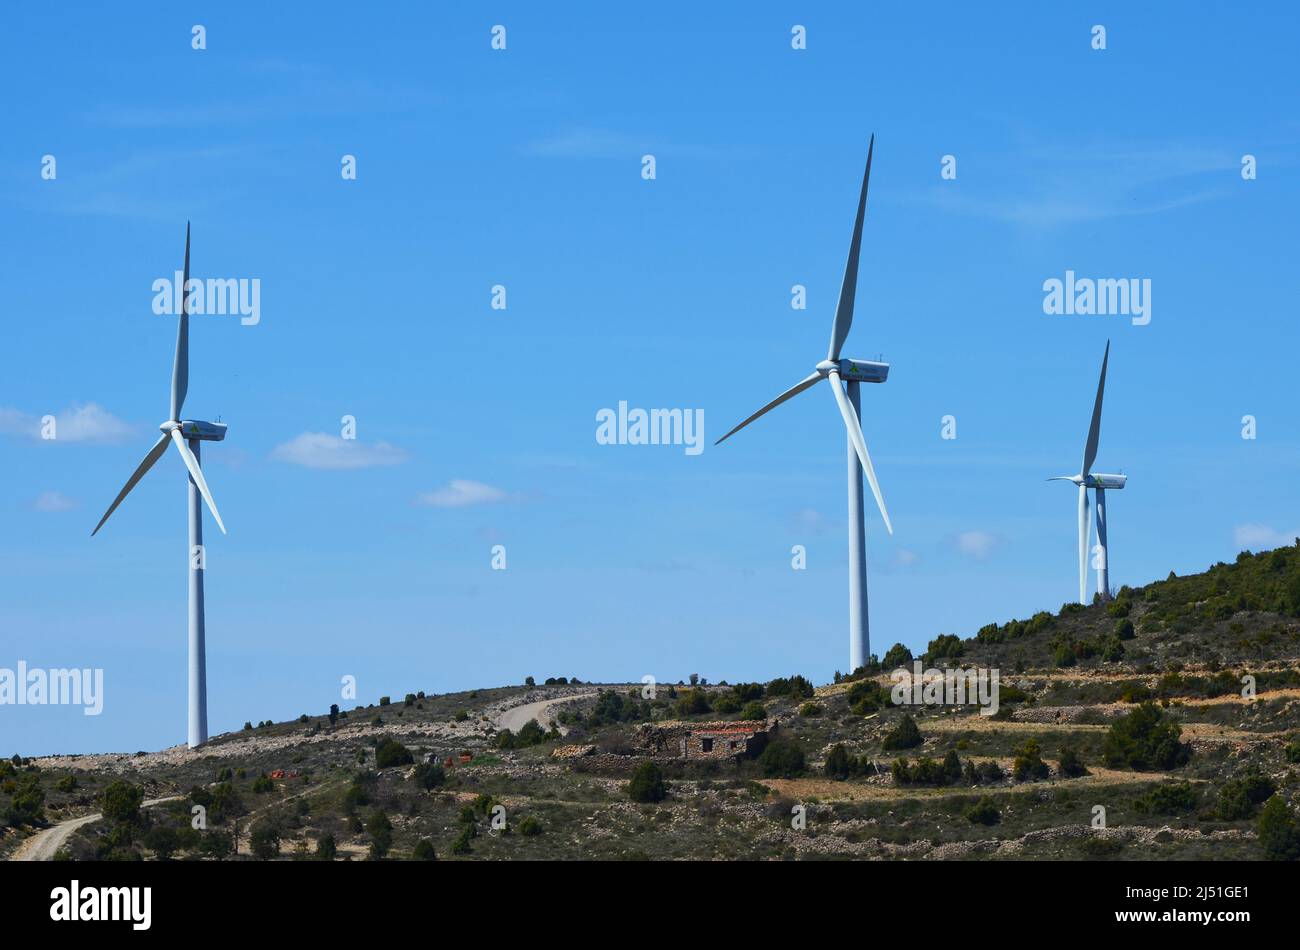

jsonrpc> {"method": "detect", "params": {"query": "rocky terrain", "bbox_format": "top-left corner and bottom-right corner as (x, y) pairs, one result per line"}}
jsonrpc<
(5, 545), (1300, 862)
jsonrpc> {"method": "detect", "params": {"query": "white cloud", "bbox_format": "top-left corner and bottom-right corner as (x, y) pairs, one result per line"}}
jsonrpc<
(30, 490), (77, 512)
(416, 479), (509, 508)
(270, 432), (407, 470)
(1234, 523), (1300, 551)
(892, 548), (920, 568)
(0, 403), (134, 444)
(954, 530), (998, 560)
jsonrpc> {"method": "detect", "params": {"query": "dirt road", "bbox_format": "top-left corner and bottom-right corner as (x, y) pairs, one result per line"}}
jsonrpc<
(494, 691), (597, 735)
(12, 796), (180, 862)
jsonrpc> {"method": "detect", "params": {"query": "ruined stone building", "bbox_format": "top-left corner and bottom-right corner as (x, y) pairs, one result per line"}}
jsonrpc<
(635, 719), (776, 760)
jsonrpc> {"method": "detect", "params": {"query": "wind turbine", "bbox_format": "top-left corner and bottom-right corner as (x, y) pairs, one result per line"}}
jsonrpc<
(716, 136), (892, 673)
(92, 223), (228, 748)
(1049, 340), (1125, 604)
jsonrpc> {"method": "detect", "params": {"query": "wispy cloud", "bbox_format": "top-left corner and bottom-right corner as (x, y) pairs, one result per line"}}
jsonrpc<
(270, 432), (407, 470)
(915, 140), (1238, 228)
(953, 530), (1000, 560)
(29, 491), (77, 512)
(416, 480), (511, 508)
(1234, 523), (1300, 551)
(0, 403), (135, 444)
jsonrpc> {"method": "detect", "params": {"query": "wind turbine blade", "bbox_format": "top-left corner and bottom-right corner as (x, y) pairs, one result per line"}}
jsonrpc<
(828, 369), (892, 534)
(1078, 483), (1090, 603)
(170, 222), (191, 422)
(170, 428), (226, 534)
(1080, 339), (1109, 477)
(715, 371), (823, 445)
(91, 434), (170, 536)
(827, 135), (874, 362)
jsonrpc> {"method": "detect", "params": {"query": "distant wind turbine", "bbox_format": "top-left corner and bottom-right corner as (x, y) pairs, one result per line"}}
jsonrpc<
(1049, 340), (1125, 604)
(92, 223), (228, 748)
(717, 136), (892, 673)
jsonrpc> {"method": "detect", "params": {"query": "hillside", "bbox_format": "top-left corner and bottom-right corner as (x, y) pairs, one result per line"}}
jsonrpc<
(4, 547), (1300, 862)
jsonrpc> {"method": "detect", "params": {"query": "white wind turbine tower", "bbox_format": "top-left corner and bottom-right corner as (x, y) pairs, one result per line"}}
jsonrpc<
(92, 223), (228, 748)
(717, 136), (892, 673)
(1049, 340), (1125, 604)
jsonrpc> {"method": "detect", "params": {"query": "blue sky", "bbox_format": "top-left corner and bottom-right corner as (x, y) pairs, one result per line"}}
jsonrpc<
(3, 4), (1298, 754)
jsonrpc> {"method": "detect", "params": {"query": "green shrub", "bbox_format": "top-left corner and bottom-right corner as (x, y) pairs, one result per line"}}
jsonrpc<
(673, 689), (712, 717)
(1012, 739), (1050, 782)
(251, 773), (274, 793)
(249, 820), (281, 860)
(1217, 773), (1276, 820)
(1058, 745), (1089, 778)
(964, 796), (1000, 825)
(799, 702), (823, 717)
(628, 762), (667, 803)
(881, 715), (922, 751)
(366, 810), (393, 859)
(926, 634), (964, 661)
(1103, 702), (1191, 771)
(1116, 618), (1136, 640)
(1258, 796), (1300, 860)
(882, 643), (913, 668)
(739, 701), (767, 721)
(758, 740), (806, 778)
(411, 838), (437, 861)
(315, 833), (337, 861)
(518, 815), (542, 836)
(1135, 782), (1198, 814)
(375, 739), (414, 768)
(101, 781), (143, 826)
(412, 762), (446, 790)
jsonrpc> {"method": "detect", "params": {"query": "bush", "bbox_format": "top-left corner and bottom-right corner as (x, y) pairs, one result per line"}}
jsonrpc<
(1103, 703), (1191, 771)
(412, 762), (446, 790)
(882, 643), (913, 668)
(101, 781), (143, 826)
(964, 796), (1001, 825)
(379, 696), (391, 706)
(1135, 782), (1198, 814)
(739, 701), (767, 721)
(1012, 739), (1050, 782)
(926, 634), (964, 661)
(825, 744), (853, 780)
(412, 838), (437, 861)
(882, 715), (922, 751)
(799, 702), (823, 717)
(315, 833), (337, 861)
(251, 773), (274, 793)
(375, 739), (414, 768)
(1218, 773), (1276, 820)
(1058, 745), (1089, 778)
(673, 689), (712, 717)
(758, 740), (806, 778)
(847, 679), (888, 714)
(366, 810), (394, 859)
(628, 762), (667, 803)
(893, 751), (962, 786)
(1116, 618), (1136, 640)
(1258, 796), (1300, 861)
(451, 825), (474, 855)
(765, 675), (815, 700)
(518, 815), (542, 837)
(143, 825), (180, 861)
(249, 820), (281, 860)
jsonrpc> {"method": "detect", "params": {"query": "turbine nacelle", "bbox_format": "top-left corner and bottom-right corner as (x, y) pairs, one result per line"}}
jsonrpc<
(814, 358), (890, 384)
(1049, 473), (1127, 490)
(161, 419), (228, 442)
